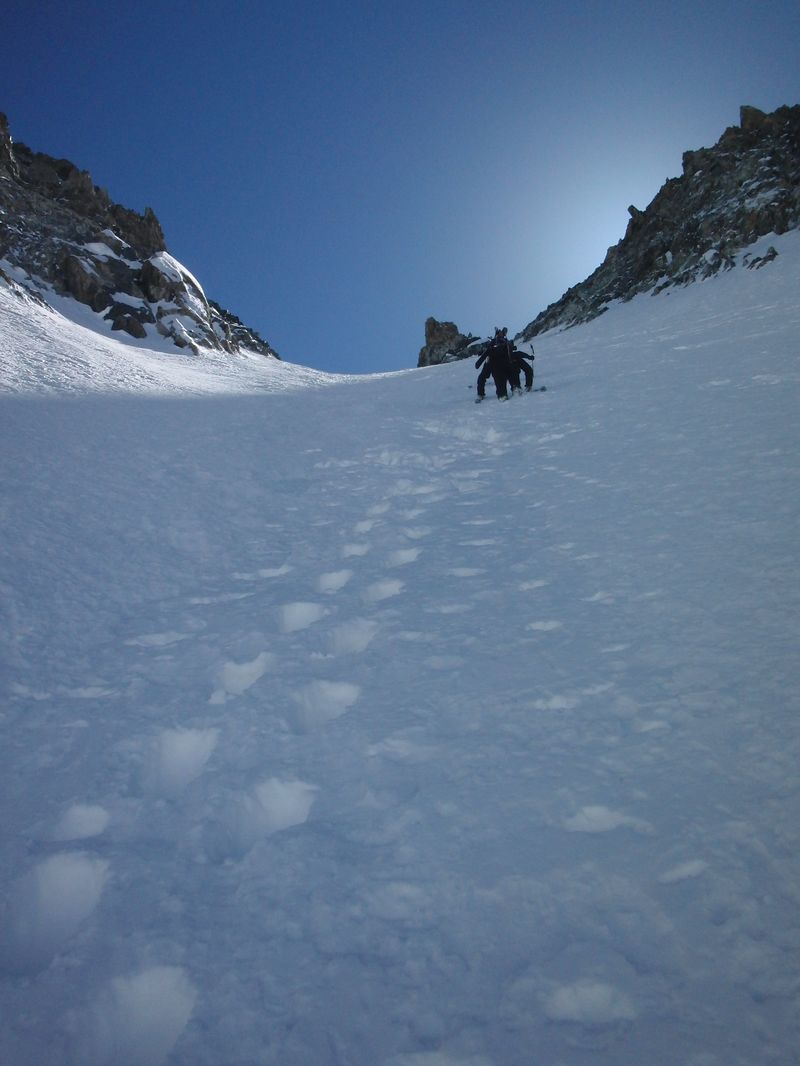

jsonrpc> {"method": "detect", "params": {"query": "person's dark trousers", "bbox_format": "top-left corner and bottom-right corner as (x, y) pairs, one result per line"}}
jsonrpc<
(492, 368), (509, 399)
(515, 357), (533, 389)
(477, 362), (492, 397)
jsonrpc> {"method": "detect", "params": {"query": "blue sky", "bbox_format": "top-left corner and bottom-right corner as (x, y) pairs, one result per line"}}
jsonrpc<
(2, 0), (799, 372)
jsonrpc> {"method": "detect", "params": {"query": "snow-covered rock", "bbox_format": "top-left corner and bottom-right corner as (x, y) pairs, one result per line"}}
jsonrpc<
(519, 104), (800, 339)
(0, 112), (278, 358)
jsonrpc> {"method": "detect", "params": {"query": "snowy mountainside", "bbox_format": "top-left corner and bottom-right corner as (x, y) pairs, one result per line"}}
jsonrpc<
(418, 104), (800, 368)
(521, 104), (800, 339)
(0, 272), (343, 395)
(1, 232), (799, 1065)
(0, 112), (278, 360)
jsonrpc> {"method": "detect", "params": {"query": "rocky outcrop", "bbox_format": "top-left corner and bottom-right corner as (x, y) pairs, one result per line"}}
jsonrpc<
(519, 104), (800, 340)
(417, 316), (481, 367)
(0, 112), (278, 358)
(207, 300), (276, 357)
(0, 113), (19, 180)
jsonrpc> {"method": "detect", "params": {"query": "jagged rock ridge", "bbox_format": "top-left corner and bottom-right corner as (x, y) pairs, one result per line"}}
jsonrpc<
(520, 104), (800, 340)
(0, 112), (278, 358)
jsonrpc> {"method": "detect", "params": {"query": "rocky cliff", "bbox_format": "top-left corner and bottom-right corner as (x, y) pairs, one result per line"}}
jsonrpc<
(0, 113), (278, 358)
(418, 104), (799, 365)
(519, 104), (800, 340)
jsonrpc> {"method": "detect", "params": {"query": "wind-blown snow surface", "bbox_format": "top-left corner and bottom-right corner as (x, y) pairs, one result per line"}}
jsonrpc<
(1, 232), (799, 1065)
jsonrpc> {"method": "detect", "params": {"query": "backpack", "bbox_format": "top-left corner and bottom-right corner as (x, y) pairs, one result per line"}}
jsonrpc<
(490, 337), (512, 367)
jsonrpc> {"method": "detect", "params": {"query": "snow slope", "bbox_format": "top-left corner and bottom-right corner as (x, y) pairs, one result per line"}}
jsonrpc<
(0, 272), (346, 395)
(1, 233), (799, 1065)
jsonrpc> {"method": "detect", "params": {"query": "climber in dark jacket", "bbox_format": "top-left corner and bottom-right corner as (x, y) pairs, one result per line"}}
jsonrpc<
(475, 327), (514, 400)
(508, 346), (534, 392)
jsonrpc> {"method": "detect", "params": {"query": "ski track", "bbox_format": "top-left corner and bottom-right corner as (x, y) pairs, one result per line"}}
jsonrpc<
(1, 232), (800, 1064)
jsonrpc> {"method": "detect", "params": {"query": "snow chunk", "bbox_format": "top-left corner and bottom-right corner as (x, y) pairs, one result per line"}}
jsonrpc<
(52, 803), (110, 841)
(279, 601), (326, 632)
(364, 578), (404, 602)
(87, 965), (196, 1066)
(659, 859), (709, 884)
(330, 617), (379, 654)
(124, 630), (189, 648)
(532, 695), (580, 711)
(202, 778), (318, 861)
(210, 651), (273, 703)
(341, 541), (371, 557)
(543, 979), (636, 1024)
(225, 778), (318, 857)
(147, 727), (219, 796)
(563, 805), (652, 833)
(389, 547), (421, 566)
(386, 1052), (493, 1066)
(291, 680), (360, 732)
(259, 562), (291, 577)
(249, 778), (317, 834)
(315, 569), (353, 593)
(0, 853), (109, 975)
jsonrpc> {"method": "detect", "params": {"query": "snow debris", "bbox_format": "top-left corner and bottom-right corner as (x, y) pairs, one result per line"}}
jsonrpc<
(84, 966), (196, 1066)
(51, 804), (111, 841)
(543, 979), (637, 1024)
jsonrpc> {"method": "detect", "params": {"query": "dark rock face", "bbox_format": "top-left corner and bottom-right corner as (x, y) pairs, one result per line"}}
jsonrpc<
(0, 113), (19, 180)
(0, 112), (278, 358)
(417, 316), (481, 368)
(519, 104), (800, 340)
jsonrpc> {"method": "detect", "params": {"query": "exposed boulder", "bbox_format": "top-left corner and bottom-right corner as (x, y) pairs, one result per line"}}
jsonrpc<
(110, 311), (148, 339)
(62, 253), (110, 310)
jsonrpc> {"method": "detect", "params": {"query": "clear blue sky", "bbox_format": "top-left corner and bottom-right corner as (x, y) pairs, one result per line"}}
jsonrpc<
(2, 0), (798, 372)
